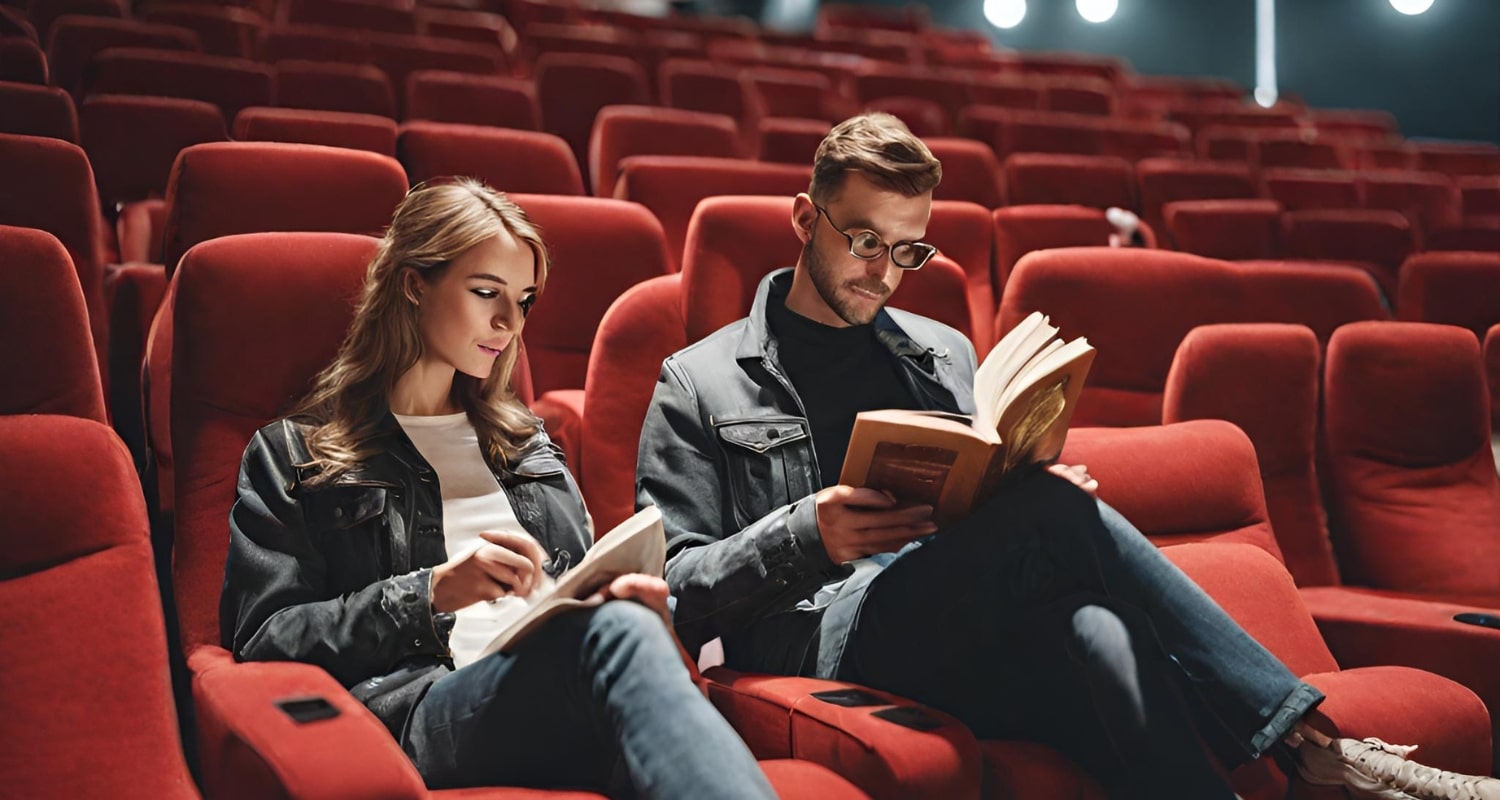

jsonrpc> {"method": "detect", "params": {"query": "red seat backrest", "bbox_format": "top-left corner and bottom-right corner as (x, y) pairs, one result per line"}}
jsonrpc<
(397, 120), (584, 196)
(0, 226), (105, 420)
(32, 0), (127, 45)
(1256, 135), (1344, 171)
(659, 58), (761, 127)
(990, 204), (1159, 294)
(45, 15), (198, 98)
(1458, 176), (1500, 217)
(0, 37), (48, 84)
(854, 64), (968, 124)
(1283, 208), (1415, 299)
(79, 94), (226, 207)
(534, 53), (651, 187)
(88, 47), (274, 121)
(0, 81), (77, 141)
(0, 414), (196, 799)
(1395, 251), (1500, 337)
(1261, 168), (1360, 211)
(1003, 153), (1134, 210)
(508, 194), (674, 396)
(1163, 324), (1341, 587)
(588, 104), (742, 197)
(1323, 321), (1500, 598)
(259, 24), (372, 65)
(747, 66), (837, 120)
(367, 32), (503, 110)
(580, 274), (688, 530)
(143, 4), (265, 59)
(756, 116), (830, 165)
(866, 96), (949, 138)
(160, 140), (409, 274)
(232, 106), (398, 157)
(1134, 156), (1256, 236)
(923, 137), (1003, 208)
(1165, 198), (1284, 260)
(1360, 170), (1460, 236)
(273, 60), (396, 118)
(285, 0), (415, 35)
(403, 70), (538, 130)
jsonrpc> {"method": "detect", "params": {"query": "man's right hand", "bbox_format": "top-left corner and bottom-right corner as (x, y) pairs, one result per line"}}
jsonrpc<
(814, 485), (938, 564)
(430, 530), (548, 613)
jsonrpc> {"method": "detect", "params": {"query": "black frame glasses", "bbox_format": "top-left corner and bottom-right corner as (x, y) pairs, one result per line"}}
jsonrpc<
(813, 204), (939, 270)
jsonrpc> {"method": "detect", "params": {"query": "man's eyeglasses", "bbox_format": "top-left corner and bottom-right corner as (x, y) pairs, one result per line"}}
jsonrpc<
(813, 204), (938, 270)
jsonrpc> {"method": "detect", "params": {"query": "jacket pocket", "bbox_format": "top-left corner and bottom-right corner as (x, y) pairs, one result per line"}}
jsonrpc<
(714, 415), (811, 529)
(305, 485), (391, 593)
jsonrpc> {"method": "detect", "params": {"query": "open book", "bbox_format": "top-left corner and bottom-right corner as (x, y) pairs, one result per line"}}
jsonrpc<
(838, 311), (1095, 528)
(476, 505), (666, 657)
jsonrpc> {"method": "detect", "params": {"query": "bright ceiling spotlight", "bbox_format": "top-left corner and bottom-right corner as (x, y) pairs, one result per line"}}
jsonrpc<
(984, 0), (1026, 30)
(1389, 0), (1435, 15)
(1077, 0), (1118, 23)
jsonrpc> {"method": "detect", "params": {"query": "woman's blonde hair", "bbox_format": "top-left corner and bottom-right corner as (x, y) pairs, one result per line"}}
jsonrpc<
(292, 178), (548, 482)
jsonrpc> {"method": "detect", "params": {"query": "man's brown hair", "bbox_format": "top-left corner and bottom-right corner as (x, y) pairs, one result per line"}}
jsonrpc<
(808, 112), (943, 203)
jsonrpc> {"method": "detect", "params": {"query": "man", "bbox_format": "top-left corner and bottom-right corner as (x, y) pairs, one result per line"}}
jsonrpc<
(636, 113), (1496, 799)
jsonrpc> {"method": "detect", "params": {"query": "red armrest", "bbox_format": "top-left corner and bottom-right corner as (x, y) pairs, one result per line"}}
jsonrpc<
(703, 666), (981, 800)
(189, 646), (428, 800)
(532, 389), (584, 481)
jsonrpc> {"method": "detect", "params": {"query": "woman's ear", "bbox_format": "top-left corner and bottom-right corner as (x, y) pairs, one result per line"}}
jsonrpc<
(401, 268), (424, 307)
(791, 193), (818, 245)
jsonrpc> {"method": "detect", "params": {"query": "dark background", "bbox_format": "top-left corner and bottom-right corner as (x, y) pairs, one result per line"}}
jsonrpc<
(732, 0), (1500, 144)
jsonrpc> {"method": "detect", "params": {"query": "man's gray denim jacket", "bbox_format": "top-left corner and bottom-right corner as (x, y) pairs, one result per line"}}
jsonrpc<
(636, 269), (979, 678)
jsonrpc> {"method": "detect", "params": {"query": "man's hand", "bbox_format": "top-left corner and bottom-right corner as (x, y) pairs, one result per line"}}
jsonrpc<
(593, 573), (673, 627)
(815, 485), (938, 564)
(430, 530), (548, 613)
(1048, 463), (1099, 498)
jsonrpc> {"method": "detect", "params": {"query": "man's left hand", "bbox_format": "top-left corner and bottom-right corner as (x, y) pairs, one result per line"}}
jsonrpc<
(1048, 463), (1099, 498)
(593, 573), (673, 627)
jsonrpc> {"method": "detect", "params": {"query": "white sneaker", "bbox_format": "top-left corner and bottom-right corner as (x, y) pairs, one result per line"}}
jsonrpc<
(1296, 737), (1500, 800)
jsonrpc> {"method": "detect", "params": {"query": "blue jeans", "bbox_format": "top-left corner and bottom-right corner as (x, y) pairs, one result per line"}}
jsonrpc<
(838, 473), (1323, 799)
(403, 600), (776, 799)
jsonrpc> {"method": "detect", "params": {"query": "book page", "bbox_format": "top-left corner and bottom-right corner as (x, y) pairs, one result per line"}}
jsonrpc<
(478, 506), (666, 657)
(973, 311), (1058, 439)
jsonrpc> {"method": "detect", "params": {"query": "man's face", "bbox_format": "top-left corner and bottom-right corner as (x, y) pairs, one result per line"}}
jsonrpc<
(788, 172), (933, 327)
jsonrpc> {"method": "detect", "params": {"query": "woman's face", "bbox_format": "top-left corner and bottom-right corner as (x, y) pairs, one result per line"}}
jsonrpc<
(410, 231), (538, 382)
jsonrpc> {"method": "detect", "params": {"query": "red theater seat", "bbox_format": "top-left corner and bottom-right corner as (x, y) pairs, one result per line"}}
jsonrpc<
(747, 66), (840, 121)
(398, 121), (584, 195)
(1135, 157), (1257, 237)
(29, 0), (125, 40)
(415, 7), (519, 65)
(404, 70), (539, 130)
(1459, 176), (1500, 218)
(1361, 170), (1460, 236)
(659, 58), (762, 130)
(368, 32), (503, 109)
(534, 53), (650, 185)
(284, 0), (416, 35)
(273, 60), (396, 118)
(991, 204), (1159, 293)
(1260, 168), (1360, 211)
(0, 80), (77, 141)
(79, 94), (226, 211)
(1283, 208), (1415, 299)
(1395, 251), (1500, 337)
(1426, 220), (1500, 254)
(0, 415), (195, 799)
(587, 104), (742, 197)
(0, 36), (47, 84)
(864, 95), (949, 138)
(1165, 198), (1283, 260)
(45, 16), (199, 98)
(612, 155), (811, 268)
(854, 63), (969, 125)
(1416, 142), (1500, 177)
(755, 115), (831, 165)
(1256, 134), (1344, 171)
(921, 137), (1002, 208)
(1003, 153), (1134, 210)
(967, 74), (1044, 111)
(233, 106), (398, 156)
(1324, 321), (1500, 602)
(258, 23), (372, 64)
(87, 47), (273, 121)
(143, 3), (265, 59)
(0, 226), (106, 420)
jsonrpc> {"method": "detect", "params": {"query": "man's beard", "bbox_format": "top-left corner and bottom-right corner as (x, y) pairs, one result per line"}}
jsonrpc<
(804, 240), (890, 326)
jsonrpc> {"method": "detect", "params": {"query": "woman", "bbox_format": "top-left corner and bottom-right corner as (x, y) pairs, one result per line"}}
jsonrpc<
(221, 179), (778, 798)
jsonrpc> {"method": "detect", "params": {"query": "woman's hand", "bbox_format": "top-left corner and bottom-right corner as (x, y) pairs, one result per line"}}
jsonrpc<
(430, 531), (548, 613)
(1048, 463), (1099, 498)
(593, 573), (672, 627)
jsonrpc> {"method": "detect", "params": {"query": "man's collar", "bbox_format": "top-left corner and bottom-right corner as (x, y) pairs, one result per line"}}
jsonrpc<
(737, 268), (932, 369)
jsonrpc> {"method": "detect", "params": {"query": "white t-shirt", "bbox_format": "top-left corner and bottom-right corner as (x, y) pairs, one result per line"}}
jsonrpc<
(394, 411), (536, 669)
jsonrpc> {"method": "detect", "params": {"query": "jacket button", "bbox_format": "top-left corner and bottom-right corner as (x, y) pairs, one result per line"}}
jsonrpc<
(412, 639), (423, 648)
(333, 507), (344, 518)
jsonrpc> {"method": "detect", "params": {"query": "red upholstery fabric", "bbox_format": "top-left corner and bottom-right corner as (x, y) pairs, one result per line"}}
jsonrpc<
(587, 104), (742, 197)
(924, 199), (997, 350)
(79, 94), (227, 207)
(0, 8), (37, 43)
(1323, 321), (1500, 598)
(865, 96), (950, 138)
(116, 197), (166, 262)
(508, 194), (673, 395)
(44, 15), (198, 98)
(0, 134), (107, 377)
(1165, 198), (1284, 260)
(1488, 325), (1500, 431)
(966, 76), (1044, 111)
(924, 137), (1003, 208)
(580, 274), (685, 530)
(0, 415), (196, 799)
(143, 4), (265, 59)
(755, 115), (831, 165)
(1061, 421), (1286, 561)
(160, 141), (408, 273)
(1426, 220), (1500, 253)
(957, 106), (1103, 160)
(748, 67), (838, 121)
(1163, 325), (1340, 586)
(87, 47), (274, 121)
(659, 58), (762, 128)
(1261, 168), (1360, 211)
(1003, 153), (1135, 210)
(1134, 157), (1257, 238)
(285, 0), (416, 34)
(1459, 176), (1500, 217)
(1395, 251), (1500, 337)
(1256, 136), (1344, 171)
(273, 60), (397, 118)
(0, 226), (106, 420)
(679, 195), (975, 346)
(998, 248), (1385, 427)
(978, 741), (1104, 800)
(754, 760), (869, 799)
(1039, 77), (1114, 116)
(0, 37), (48, 84)
(398, 121), (585, 195)
(1357, 142), (1418, 171)
(1361, 170), (1460, 235)
(0, 80), (77, 141)
(534, 53), (651, 186)
(405, 71), (540, 131)
(259, 24), (373, 64)
(1416, 143), (1500, 177)
(1283, 209), (1415, 299)
(855, 64), (969, 124)
(990, 204), (1158, 293)
(415, 8), (519, 67)
(704, 667), (983, 800)
(368, 33), (503, 108)
(233, 106), (398, 156)
(613, 155), (811, 268)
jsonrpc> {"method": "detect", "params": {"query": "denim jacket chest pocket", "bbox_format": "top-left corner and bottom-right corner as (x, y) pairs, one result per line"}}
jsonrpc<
(303, 484), (393, 594)
(714, 415), (816, 530)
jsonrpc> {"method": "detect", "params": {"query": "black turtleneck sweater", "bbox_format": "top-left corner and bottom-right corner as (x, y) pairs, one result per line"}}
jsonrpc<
(767, 292), (920, 489)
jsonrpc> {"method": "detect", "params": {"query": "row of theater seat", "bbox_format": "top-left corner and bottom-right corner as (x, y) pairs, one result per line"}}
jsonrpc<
(7, 215), (1499, 796)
